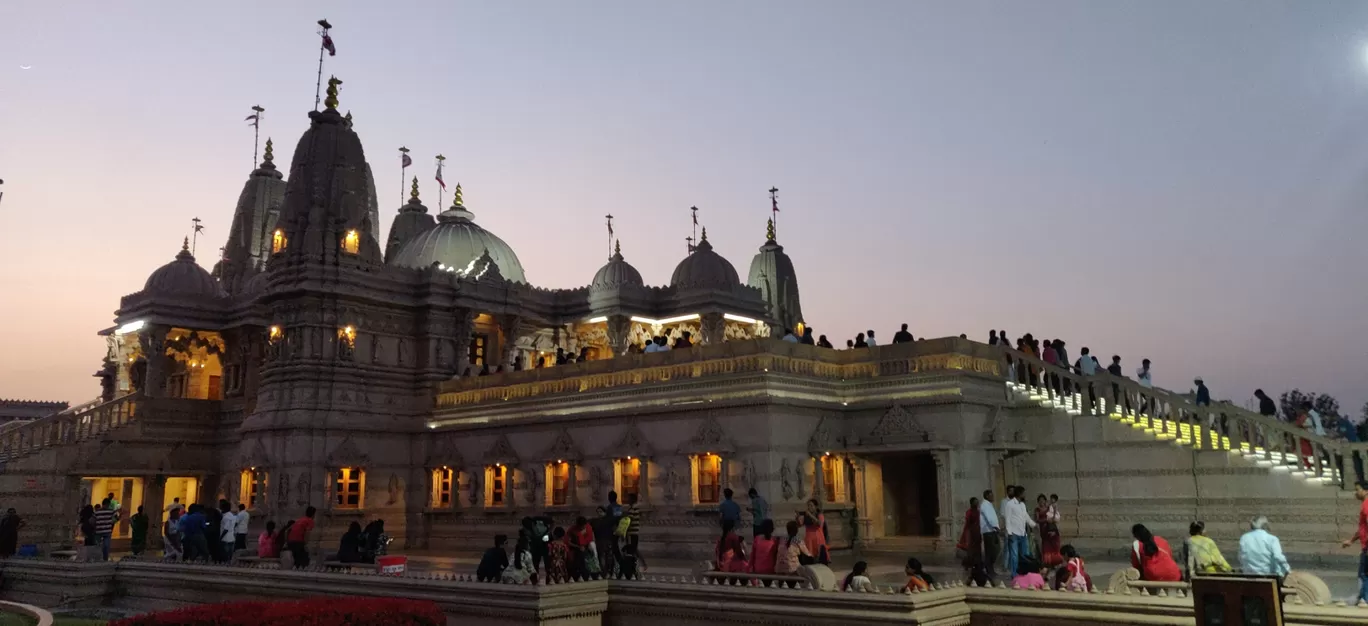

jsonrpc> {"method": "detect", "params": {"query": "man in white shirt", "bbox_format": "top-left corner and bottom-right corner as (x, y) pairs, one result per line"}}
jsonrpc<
(1001, 486), (1037, 578)
(1239, 516), (1290, 578)
(233, 504), (251, 551)
(781, 329), (799, 343)
(979, 489), (1001, 577)
(218, 504), (239, 561)
(1136, 358), (1153, 415)
(865, 330), (877, 346)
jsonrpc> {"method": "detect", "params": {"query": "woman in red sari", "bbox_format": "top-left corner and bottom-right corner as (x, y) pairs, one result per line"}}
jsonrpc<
(957, 497), (983, 570)
(1294, 409), (1315, 468)
(1130, 524), (1181, 582)
(1035, 494), (1062, 568)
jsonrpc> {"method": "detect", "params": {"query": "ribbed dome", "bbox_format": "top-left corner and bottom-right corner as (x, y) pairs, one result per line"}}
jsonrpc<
(144, 240), (227, 299)
(388, 189), (527, 283)
(592, 242), (644, 288)
(670, 231), (739, 289)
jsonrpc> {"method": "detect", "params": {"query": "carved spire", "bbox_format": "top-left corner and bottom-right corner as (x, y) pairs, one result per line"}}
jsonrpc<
(451, 183), (464, 209)
(700, 227), (709, 242)
(181, 236), (190, 252)
(324, 76), (342, 110)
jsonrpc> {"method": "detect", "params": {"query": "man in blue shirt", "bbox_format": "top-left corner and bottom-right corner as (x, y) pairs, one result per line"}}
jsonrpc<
(177, 504), (209, 562)
(746, 488), (769, 538)
(718, 488), (741, 528)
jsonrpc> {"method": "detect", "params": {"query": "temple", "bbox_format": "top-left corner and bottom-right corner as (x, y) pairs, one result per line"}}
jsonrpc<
(2, 76), (1363, 569)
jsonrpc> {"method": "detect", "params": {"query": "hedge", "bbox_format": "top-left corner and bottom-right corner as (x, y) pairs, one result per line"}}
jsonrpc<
(110, 596), (446, 626)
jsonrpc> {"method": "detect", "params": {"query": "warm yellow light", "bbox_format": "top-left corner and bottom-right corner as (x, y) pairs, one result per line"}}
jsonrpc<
(724, 313), (758, 324)
(586, 316), (607, 324)
(342, 229), (360, 254)
(271, 229), (287, 253)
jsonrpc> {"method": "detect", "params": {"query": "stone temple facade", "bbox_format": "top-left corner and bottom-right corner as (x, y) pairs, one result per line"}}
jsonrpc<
(1, 79), (1361, 564)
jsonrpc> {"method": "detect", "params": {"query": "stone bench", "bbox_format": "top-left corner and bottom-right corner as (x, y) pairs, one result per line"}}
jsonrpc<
(693, 561), (835, 591)
(1106, 568), (1330, 604)
(322, 561), (372, 571)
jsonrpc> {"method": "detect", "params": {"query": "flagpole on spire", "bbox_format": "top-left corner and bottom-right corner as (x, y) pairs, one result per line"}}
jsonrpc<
(434, 154), (448, 208)
(246, 105), (265, 169)
(768, 187), (780, 240)
(605, 214), (614, 260)
(690, 206), (699, 253)
(191, 217), (204, 256)
(399, 147), (411, 206)
(314, 19), (334, 111)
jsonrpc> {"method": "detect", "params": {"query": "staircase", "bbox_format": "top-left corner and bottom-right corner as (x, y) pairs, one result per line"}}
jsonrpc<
(0, 393), (141, 465)
(1000, 355), (1362, 492)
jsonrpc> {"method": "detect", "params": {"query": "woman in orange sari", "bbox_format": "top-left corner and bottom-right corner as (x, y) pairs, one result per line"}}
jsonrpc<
(1035, 494), (1062, 567)
(797, 499), (829, 565)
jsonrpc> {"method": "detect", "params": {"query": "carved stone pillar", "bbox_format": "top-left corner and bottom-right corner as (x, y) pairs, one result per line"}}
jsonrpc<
(447, 309), (473, 375)
(142, 474), (166, 547)
(605, 315), (632, 356)
(497, 314), (523, 370)
(139, 325), (171, 398)
(699, 312), (725, 345)
(932, 450), (954, 543)
(848, 458), (874, 547)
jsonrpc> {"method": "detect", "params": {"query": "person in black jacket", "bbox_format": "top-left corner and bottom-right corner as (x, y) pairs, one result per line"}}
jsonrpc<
(476, 534), (509, 582)
(337, 522), (363, 563)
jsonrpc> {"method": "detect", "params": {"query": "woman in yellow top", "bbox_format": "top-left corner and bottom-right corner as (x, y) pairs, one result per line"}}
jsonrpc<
(1186, 521), (1233, 575)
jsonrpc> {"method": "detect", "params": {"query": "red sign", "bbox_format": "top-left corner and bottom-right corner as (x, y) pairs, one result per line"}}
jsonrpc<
(377, 555), (407, 576)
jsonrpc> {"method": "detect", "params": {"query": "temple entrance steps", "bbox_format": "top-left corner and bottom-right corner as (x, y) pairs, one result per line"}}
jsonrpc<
(1004, 381), (1345, 491)
(0, 394), (140, 466)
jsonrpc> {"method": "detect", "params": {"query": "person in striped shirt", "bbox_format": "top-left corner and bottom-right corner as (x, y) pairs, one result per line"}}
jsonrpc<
(624, 493), (645, 572)
(93, 498), (119, 560)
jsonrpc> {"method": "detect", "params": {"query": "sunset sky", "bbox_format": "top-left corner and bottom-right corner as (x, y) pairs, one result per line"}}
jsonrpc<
(2, 1), (1366, 413)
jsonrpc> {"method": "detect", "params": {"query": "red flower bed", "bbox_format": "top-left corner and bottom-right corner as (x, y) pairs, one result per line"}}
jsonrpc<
(110, 596), (446, 626)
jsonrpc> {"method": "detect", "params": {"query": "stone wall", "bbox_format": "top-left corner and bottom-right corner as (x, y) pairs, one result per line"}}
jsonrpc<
(2, 559), (1366, 626)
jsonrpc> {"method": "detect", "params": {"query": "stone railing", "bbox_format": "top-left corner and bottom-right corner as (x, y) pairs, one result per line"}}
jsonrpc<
(436, 338), (1004, 408)
(0, 393), (141, 462)
(1, 558), (1366, 625)
(1106, 567), (1332, 605)
(999, 347), (1368, 489)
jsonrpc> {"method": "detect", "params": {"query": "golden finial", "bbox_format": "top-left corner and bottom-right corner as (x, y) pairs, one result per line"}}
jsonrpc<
(700, 227), (709, 242)
(451, 183), (464, 208)
(262, 138), (274, 164)
(766, 218), (775, 241)
(324, 76), (342, 110)
(614, 240), (622, 257)
(181, 236), (190, 251)
(410, 176), (420, 200)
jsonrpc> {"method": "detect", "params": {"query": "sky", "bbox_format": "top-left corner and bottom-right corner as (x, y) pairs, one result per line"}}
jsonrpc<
(2, 1), (1367, 414)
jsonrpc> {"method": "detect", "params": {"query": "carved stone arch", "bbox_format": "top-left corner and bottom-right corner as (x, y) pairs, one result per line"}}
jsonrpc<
(236, 439), (272, 470)
(425, 436), (466, 469)
(539, 428), (582, 463)
(807, 416), (836, 454)
(326, 434), (370, 469)
(676, 414), (736, 455)
(611, 422), (655, 459)
(863, 404), (930, 445)
(482, 434), (520, 466)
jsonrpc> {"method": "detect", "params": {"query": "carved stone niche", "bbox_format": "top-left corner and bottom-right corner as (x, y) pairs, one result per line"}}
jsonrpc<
(861, 404), (932, 446)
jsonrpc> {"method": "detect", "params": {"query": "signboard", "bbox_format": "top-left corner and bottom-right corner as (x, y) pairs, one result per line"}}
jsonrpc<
(1192, 574), (1283, 626)
(377, 555), (407, 576)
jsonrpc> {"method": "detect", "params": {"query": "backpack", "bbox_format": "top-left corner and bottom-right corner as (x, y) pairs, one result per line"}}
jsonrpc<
(614, 517), (631, 538)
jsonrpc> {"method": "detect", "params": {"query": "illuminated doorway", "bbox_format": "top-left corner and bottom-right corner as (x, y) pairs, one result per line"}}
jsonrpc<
(83, 476), (145, 539)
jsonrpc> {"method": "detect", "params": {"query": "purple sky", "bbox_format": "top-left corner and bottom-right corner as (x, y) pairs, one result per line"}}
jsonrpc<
(2, 2), (1366, 414)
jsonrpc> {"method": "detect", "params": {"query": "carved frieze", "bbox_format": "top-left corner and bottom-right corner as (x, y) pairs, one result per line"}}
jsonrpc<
(677, 415), (735, 455)
(864, 404), (931, 444)
(326, 435), (370, 468)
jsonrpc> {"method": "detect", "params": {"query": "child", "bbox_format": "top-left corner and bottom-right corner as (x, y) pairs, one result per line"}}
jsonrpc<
(1012, 556), (1046, 590)
(1059, 545), (1091, 592)
(547, 527), (570, 583)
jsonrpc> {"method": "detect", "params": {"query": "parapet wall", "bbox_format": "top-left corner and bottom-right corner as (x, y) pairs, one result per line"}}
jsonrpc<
(1, 559), (1365, 626)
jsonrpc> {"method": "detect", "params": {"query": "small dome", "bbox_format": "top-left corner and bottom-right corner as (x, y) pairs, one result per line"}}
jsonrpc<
(670, 230), (739, 289)
(388, 186), (527, 283)
(143, 239), (227, 299)
(592, 242), (644, 288)
(241, 270), (270, 298)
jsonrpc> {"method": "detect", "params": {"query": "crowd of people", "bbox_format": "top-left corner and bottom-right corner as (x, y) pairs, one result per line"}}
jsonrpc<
(476, 491), (646, 583)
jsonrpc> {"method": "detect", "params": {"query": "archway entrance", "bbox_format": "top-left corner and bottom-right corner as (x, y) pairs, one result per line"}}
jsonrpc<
(879, 453), (939, 537)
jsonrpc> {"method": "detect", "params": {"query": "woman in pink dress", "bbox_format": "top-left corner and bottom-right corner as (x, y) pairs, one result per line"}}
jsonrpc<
(716, 520), (748, 573)
(749, 519), (779, 576)
(797, 499), (829, 564)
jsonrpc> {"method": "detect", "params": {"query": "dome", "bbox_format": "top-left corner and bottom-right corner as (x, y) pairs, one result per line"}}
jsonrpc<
(387, 186), (527, 283)
(241, 269), (270, 298)
(670, 229), (739, 289)
(592, 241), (644, 288)
(746, 219), (803, 329)
(144, 239), (227, 299)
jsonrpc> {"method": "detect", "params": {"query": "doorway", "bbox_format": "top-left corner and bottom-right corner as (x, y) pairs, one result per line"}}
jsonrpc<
(880, 453), (939, 537)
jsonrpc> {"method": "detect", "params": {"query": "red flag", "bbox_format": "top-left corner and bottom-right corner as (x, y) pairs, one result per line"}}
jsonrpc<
(401, 153), (412, 168)
(772, 196), (779, 212)
(322, 34), (336, 56)
(435, 161), (446, 191)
